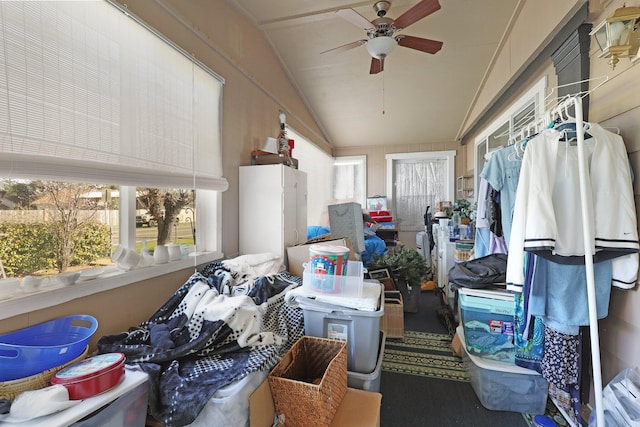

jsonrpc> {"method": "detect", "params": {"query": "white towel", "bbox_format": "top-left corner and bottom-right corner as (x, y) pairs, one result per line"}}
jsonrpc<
(285, 280), (381, 312)
(2, 385), (79, 423)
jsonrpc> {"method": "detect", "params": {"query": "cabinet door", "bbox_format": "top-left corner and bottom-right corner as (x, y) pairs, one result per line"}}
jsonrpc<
(282, 167), (307, 249)
(239, 165), (285, 256)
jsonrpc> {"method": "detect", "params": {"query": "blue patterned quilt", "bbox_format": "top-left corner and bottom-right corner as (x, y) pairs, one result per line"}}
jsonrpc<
(97, 262), (305, 426)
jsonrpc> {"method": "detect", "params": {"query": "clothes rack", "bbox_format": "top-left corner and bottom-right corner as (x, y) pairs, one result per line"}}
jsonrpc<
(542, 92), (603, 427)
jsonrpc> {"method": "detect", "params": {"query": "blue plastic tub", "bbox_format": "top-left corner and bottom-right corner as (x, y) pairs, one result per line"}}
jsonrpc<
(0, 314), (98, 381)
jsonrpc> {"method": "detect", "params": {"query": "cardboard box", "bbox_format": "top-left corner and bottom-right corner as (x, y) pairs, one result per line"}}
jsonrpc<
(380, 291), (404, 339)
(249, 381), (381, 427)
(268, 337), (347, 427)
(286, 238), (356, 278)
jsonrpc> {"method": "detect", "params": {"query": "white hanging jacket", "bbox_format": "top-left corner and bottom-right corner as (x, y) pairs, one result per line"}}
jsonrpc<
(506, 123), (639, 290)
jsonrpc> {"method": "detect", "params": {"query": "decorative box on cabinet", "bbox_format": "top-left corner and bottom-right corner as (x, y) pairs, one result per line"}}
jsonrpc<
(239, 165), (307, 268)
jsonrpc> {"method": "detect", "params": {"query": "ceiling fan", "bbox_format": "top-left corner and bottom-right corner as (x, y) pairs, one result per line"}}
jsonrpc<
(323, 0), (443, 74)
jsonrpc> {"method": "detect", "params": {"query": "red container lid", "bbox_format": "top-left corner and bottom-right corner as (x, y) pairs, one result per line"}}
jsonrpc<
(52, 353), (125, 385)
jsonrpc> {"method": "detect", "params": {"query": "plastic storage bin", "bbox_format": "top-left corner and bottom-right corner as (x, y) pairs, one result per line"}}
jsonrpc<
(70, 375), (148, 427)
(347, 330), (385, 392)
(302, 261), (364, 297)
(298, 284), (384, 373)
(0, 314), (98, 381)
(458, 287), (515, 363)
(459, 326), (548, 414)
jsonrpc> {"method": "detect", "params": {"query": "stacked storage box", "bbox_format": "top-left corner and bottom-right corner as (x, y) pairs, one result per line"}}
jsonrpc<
(298, 280), (385, 392)
(458, 326), (548, 414)
(458, 287), (516, 363)
(457, 288), (549, 413)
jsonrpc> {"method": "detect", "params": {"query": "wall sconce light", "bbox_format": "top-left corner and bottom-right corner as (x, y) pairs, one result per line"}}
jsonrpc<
(590, 5), (640, 69)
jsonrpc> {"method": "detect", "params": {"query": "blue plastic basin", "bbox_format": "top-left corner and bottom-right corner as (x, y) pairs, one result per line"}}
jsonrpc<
(0, 314), (98, 381)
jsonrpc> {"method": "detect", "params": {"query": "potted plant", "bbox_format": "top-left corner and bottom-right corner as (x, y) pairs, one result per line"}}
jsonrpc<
(369, 245), (431, 312)
(446, 199), (476, 224)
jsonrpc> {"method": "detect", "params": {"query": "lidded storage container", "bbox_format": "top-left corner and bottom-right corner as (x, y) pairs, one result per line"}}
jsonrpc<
(52, 352), (126, 400)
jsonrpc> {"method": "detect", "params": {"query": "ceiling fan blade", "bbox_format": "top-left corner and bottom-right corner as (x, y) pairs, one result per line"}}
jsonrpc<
(320, 40), (367, 55)
(393, 0), (441, 30)
(336, 8), (375, 30)
(370, 57), (384, 74)
(397, 35), (443, 54)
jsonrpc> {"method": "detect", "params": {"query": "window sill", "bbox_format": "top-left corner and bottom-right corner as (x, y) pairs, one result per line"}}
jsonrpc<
(0, 252), (222, 321)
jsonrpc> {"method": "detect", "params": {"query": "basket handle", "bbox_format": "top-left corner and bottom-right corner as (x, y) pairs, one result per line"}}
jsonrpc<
(0, 345), (20, 359)
(66, 315), (99, 332)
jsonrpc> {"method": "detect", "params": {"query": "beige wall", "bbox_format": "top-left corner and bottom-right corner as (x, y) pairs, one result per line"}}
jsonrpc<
(459, 0), (587, 138)
(335, 140), (460, 248)
(0, 269), (194, 349)
(588, 0), (640, 387)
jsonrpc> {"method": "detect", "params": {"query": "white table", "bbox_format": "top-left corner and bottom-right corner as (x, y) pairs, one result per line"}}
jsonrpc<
(2, 368), (148, 426)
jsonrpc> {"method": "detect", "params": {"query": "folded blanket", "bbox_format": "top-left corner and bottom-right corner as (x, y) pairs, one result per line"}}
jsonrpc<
(285, 279), (381, 312)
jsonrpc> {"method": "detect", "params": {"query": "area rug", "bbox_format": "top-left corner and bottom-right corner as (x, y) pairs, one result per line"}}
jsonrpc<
(382, 330), (470, 382)
(384, 330), (569, 426)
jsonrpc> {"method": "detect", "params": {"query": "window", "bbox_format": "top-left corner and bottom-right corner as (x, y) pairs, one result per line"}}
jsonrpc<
(474, 77), (547, 194)
(386, 151), (456, 231)
(332, 156), (367, 208)
(0, 1), (225, 317)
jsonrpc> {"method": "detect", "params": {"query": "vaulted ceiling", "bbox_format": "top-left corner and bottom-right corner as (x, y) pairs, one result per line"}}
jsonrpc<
(228, 0), (521, 148)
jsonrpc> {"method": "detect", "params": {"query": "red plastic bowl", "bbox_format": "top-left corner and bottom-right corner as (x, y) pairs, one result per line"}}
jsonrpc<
(52, 353), (125, 400)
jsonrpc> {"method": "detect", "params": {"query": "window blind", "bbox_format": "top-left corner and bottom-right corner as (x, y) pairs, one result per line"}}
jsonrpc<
(0, 1), (227, 191)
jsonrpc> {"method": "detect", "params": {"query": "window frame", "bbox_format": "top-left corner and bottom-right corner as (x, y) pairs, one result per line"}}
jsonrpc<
(473, 77), (547, 194)
(332, 155), (368, 207)
(385, 151), (456, 231)
(0, 1), (225, 320)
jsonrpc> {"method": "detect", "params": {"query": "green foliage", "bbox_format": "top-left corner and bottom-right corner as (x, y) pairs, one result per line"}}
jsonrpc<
(0, 221), (110, 276)
(369, 245), (431, 288)
(71, 222), (111, 266)
(445, 199), (476, 220)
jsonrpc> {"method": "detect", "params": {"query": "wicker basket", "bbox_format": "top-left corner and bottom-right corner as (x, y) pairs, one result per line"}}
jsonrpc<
(268, 336), (347, 427)
(0, 345), (89, 402)
(381, 291), (404, 339)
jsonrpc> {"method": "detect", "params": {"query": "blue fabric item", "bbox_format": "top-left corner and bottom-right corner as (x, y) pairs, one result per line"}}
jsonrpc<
(362, 234), (387, 266)
(307, 225), (331, 240)
(474, 227), (490, 259)
(480, 144), (522, 248)
(529, 257), (612, 335)
(514, 253), (545, 373)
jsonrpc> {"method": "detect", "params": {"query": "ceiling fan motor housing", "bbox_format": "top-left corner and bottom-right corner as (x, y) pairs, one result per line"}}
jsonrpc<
(373, 1), (391, 16)
(371, 17), (395, 37)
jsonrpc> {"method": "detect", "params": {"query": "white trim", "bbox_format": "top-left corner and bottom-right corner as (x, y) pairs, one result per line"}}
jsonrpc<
(385, 151), (456, 226)
(474, 76), (547, 143)
(0, 252), (221, 321)
(473, 76), (547, 192)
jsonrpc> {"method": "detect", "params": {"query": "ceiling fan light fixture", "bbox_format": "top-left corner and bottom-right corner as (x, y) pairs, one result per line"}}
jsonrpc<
(366, 36), (397, 59)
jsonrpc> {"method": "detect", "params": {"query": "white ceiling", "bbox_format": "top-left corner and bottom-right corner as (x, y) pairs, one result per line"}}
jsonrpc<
(228, 0), (521, 149)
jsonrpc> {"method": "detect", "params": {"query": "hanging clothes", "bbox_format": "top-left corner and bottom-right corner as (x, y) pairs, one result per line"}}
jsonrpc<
(506, 123), (639, 292)
(480, 144), (523, 249)
(474, 176), (507, 258)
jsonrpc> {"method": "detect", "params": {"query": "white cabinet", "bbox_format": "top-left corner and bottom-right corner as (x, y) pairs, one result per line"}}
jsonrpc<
(434, 224), (456, 310)
(239, 165), (307, 265)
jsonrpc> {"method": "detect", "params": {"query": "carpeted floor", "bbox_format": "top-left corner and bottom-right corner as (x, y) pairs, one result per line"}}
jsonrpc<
(379, 289), (535, 427)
